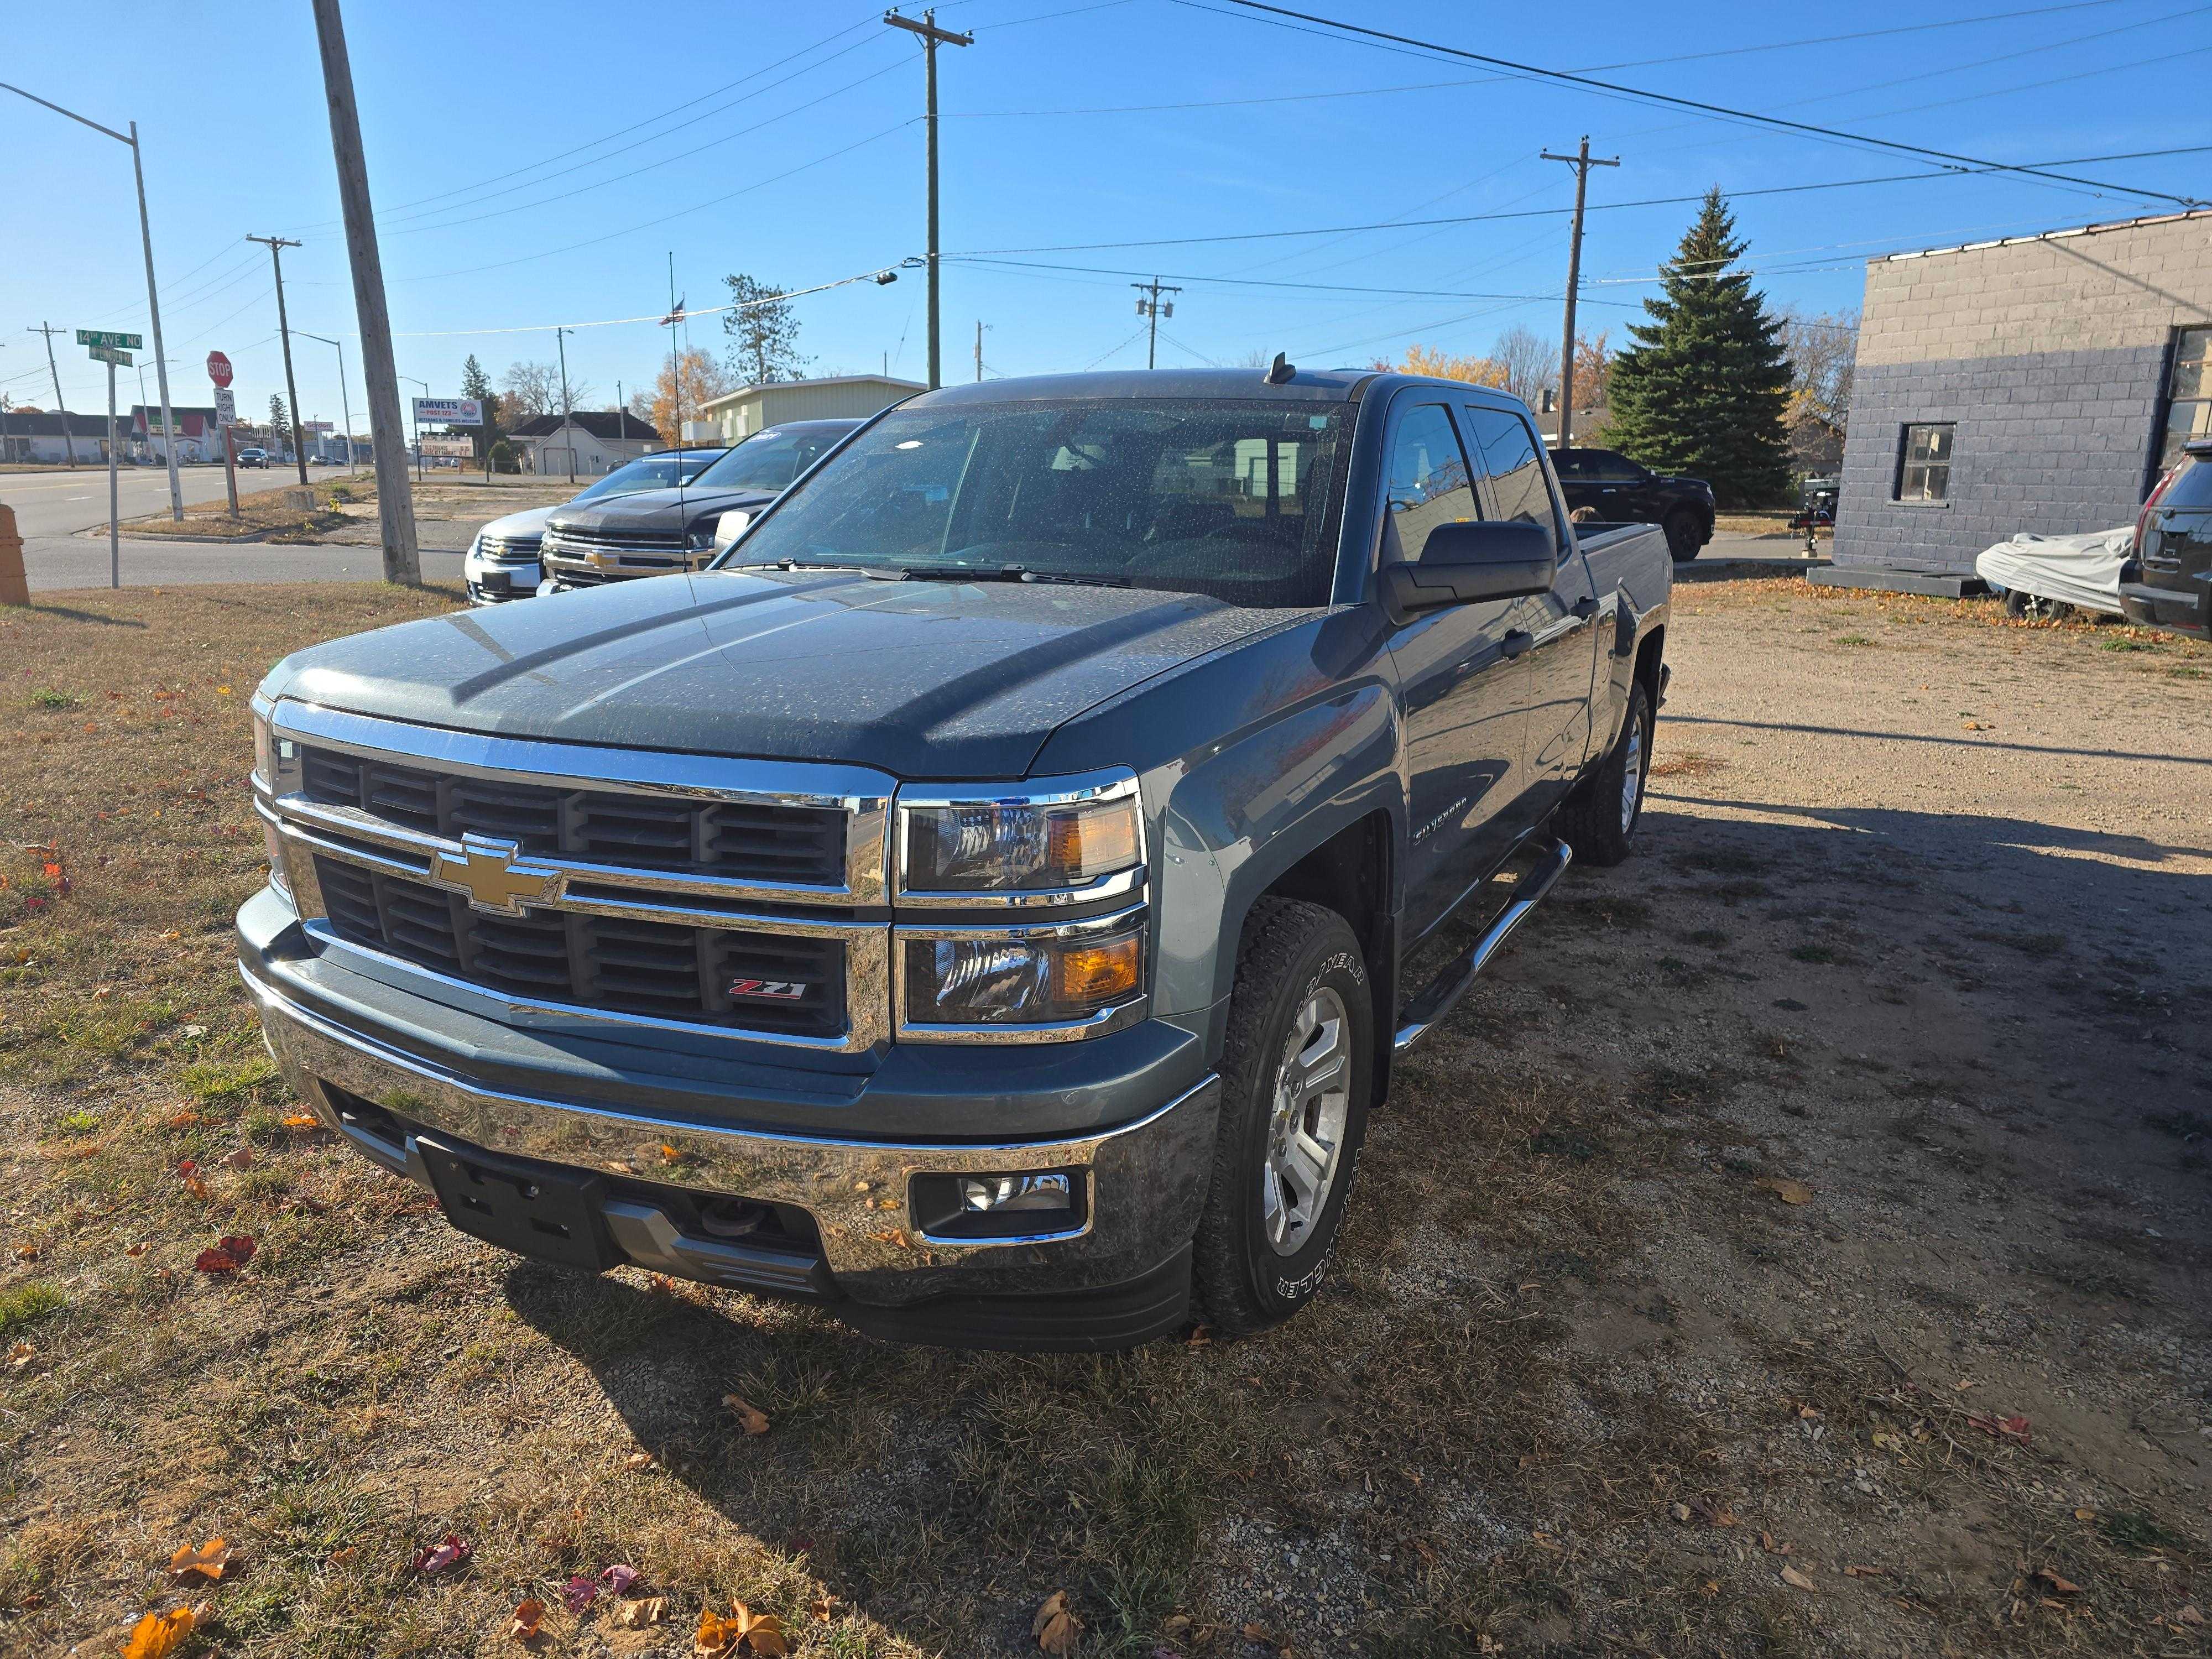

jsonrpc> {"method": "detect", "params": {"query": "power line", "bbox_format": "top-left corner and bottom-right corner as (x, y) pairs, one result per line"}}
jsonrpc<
(1201, 0), (2205, 206)
(378, 263), (904, 340)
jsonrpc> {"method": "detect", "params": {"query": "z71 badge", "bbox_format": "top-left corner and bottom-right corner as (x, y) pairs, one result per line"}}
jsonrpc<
(727, 978), (808, 1001)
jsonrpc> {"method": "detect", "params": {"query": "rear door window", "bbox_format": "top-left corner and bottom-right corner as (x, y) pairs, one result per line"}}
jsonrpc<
(1458, 404), (1561, 559)
(2160, 452), (2212, 509)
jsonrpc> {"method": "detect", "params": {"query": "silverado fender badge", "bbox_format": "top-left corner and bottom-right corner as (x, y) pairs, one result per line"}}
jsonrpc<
(727, 978), (808, 1001)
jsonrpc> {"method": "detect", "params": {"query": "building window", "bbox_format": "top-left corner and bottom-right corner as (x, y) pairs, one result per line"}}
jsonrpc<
(2159, 326), (2211, 469)
(1896, 422), (1954, 502)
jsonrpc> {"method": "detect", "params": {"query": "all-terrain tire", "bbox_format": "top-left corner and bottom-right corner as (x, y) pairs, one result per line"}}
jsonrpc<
(1664, 509), (1704, 561)
(1555, 679), (1653, 867)
(1192, 898), (1374, 1339)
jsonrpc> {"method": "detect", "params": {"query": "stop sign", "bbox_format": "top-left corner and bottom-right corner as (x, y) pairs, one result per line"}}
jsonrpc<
(206, 351), (233, 389)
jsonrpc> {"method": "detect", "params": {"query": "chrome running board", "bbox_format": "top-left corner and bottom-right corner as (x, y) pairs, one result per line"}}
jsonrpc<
(1392, 837), (1573, 1053)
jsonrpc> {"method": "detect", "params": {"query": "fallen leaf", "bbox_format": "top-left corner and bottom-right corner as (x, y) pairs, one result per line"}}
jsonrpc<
(1036, 1590), (1083, 1656)
(696, 1601), (790, 1656)
(7, 1340), (32, 1369)
(562, 1573), (599, 1615)
(126, 1241), (148, 1257)
(168, 1537), (233, 1582)
(2036, 1568), (2080, 1595)
(2177, 1603), (2204, 1625)
(2073, 1507), (2096, 1522)
(1756, 1175), (1814, 1205)
(600, 1563), (640, 1597)
(412, 1533), (472, 1575)
(722, 1394), (771, 1436)
(156, 930), (181, 942)
(614, 1595), (669, 1629)
(625, 1451), (658, 1472)
(326, 1547), (358, 1568)
(1185, 1324), (1212, 1345)
(222, 1146), (254, 1170)
(808, 1590), (835, 1623)
(122, 1604), (203, 1659)
(176, 1161), (210, 1199)
(13, 1244), (36, 1261)
(194, 1235), (257, 1274)
(281, 1114), (321, 1131)
(1781, 1565), (1817, 1592)
(504, 1598), (547, 1642)
(1966, 1412), (2032, 1444)
(169, 1112), (205, 1130)
(1844, 1565), (1887, 1578)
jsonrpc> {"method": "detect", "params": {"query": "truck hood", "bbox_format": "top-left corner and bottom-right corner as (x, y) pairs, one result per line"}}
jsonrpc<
(477, 503), (556, 541)
(264, 568), (1301, 778)
(546, 484), (777, 538)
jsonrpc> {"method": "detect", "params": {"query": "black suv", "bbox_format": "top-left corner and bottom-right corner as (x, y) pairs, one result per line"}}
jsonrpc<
(1550, 447), (1714, 561)
(2124, 436), (2212, 639)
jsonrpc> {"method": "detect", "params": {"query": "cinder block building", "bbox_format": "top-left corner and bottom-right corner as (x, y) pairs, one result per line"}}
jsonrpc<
(1832, 210), (2212, 589)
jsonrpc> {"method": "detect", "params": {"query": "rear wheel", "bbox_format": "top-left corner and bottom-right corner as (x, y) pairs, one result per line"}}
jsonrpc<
(1192, 899), (1373, 1338)
(1664, 509), (1704, 561)
(1556, 679), (1653, 867)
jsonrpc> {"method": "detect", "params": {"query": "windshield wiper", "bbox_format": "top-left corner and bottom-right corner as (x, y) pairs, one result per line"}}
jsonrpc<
(879, 563), (1128, 588)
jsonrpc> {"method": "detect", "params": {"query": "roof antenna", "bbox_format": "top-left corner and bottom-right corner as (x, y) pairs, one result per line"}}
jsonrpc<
(1264, 352), (1296, 385)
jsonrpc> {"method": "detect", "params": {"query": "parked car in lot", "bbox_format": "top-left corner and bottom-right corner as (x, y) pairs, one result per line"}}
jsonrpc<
(241, 367), (1671, 1350)
(537, 418), (861, 590)
(2122, 435), (2212, 639)
(463, 447), (726, 604)
(1976, 527), (2132, 622)
(236, 447), (269, 469)
(1549, 446), (1714, 560)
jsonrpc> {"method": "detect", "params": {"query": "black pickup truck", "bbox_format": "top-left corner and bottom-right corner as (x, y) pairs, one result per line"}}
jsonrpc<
(1550, 446), (1715, 560)
(241, 366), (1671, 1350)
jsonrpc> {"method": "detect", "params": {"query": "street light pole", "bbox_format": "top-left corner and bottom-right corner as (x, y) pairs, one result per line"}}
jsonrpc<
(402, 375), (427, 482)
(554, 325), (576, 483)
(297, 332), (354, 471)
(0, 86), (184, 517)
(246, 236), (310, 486)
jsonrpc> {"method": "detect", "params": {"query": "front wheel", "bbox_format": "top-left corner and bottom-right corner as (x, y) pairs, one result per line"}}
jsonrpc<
(1555, 679), (1654, 867)
(1193, 899), (1374, 1338)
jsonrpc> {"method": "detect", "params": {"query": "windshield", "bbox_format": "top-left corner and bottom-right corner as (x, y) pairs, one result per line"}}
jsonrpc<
(720, 400), (1349, 607)
(570, 452), (716, 502)
(693, 425), (854, 494)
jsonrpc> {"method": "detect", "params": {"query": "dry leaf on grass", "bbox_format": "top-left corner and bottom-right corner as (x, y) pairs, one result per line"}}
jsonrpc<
(411, 1533), (472, 1575)
(194, 1235), (257, 1274)
(168, 1538), (234, 1582)
(503, 1598), (546, 1643)
(1034, 1590), (1083, 1655)
(2036, 1568), (2080, 1595)
(562, 1573), (599, 1615)
(625, 1451), (658, 1472)
(808, 1590), (835, 1622)
(1759, 1532), (1793, 1557)
(1844, 1565), (1887, 1578)
(695, 1600), (789, 1656)
(600, 1563), (640, 1597)
(1754, 1175), (1814, 1205)
(1965, 1412), (2032, 1444)
(176, 1160), (210, 1199)
(222, 1146), (254, 1171)
(281, 1114), (321, 1131)
(613, 1595), (668, 1629)
(1780, 1565), (1818, 1592)
(122, 1602), (208, 1659)
(7, 1340), (32, 1369)
(722, 1394), (771, 1436)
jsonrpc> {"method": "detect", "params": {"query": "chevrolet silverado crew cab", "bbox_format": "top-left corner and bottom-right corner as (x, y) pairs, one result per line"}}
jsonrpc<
(241, 366), (1671, 1350)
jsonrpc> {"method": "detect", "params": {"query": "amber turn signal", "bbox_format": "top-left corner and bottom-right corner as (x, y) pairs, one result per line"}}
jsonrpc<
(1049, 935), (1141, 1005)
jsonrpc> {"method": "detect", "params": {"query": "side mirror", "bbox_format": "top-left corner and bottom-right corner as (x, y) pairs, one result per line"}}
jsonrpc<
(712, 507), (753, 552)
(1378, 520), (1556, 619)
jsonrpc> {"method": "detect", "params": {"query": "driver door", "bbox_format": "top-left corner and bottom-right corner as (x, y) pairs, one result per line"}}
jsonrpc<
(1378, 398), (1531, 940)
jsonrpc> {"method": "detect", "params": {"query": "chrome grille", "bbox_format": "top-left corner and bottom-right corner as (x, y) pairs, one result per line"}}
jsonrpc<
(298, 745), (845, 887)
(313, 857), (846, 1038)
(478, 535), (542, 563)
(542, 525), (695, 574)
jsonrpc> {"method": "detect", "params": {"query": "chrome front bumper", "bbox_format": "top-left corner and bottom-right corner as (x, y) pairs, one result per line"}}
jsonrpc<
(243, 963), (1218, 1308)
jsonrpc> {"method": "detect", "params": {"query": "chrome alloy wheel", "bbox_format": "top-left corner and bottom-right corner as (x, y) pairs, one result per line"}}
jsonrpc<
(1261, 985), (1352, 1256)
(1620, 708), (1647, 834)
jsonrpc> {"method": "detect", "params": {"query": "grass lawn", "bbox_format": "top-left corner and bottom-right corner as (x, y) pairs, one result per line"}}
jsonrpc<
(1, 580), (2207, 1657)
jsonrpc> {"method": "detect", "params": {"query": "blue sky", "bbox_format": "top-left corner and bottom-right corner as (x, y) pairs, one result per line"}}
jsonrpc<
(3, 0), (2206, 431)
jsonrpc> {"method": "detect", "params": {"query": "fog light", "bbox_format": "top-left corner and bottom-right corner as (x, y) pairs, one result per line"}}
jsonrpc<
(959, 1172), (1072, 1214)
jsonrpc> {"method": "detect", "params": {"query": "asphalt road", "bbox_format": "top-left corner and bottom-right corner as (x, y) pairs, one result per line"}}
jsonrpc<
(1, 462), (351, 539)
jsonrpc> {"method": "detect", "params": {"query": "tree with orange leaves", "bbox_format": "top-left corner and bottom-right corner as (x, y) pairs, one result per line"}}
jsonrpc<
(646, 347), (735, 445)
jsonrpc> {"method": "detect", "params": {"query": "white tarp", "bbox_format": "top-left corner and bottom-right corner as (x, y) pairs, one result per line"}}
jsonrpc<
(1974, 526), (2132, 616)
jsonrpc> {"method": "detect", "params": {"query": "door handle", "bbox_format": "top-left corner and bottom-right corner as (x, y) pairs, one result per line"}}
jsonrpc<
(1501, 629), (1533, 659)
(1571, 594), (1597, 619)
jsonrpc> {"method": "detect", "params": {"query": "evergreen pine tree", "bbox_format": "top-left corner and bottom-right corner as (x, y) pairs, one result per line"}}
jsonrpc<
(1604, 188), (1794, 507)
(459, 354), (502, 459)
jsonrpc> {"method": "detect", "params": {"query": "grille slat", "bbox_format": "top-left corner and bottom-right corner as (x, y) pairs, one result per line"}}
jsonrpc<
(296, 745), (845, 888)
(311, 857), (842, 1039)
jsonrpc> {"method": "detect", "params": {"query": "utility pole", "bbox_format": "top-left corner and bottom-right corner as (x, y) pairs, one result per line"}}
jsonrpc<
(554, 325), (577, 482)
(974, 319), (987, 382)
(27, 324), (74, 467)
(403, 376), (427, 481)
(884, 9), (972, 390)
(298, 332), (354, 471)
(310, 0), (421, 583)
(247, 235), (309, 485)
(1131, 278), (1181, 371)
(1540, 137), (1618, 451)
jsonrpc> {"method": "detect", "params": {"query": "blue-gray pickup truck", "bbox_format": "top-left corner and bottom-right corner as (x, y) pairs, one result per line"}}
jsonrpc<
(240, 365), (1671, 1350)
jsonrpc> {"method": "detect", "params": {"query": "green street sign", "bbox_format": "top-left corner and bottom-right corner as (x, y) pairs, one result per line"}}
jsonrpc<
(88, 344), (133, 367)
(76, 330), (143, 351)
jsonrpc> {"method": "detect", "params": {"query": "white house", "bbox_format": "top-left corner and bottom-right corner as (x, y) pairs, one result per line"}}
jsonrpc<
(507, 411), (662, 476)
(699, 374), (924, 444)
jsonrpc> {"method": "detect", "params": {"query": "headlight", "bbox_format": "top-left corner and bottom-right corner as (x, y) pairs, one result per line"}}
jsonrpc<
(466, 530), (484, 560)
(898, 773), (1141, 898)
(686, 524), (717, 551)
(901, 911), (1144, 1030)
(252, 711), (275, 786)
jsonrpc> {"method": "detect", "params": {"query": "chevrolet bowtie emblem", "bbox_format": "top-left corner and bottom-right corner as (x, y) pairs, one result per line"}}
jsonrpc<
(427, 834), (561, 916)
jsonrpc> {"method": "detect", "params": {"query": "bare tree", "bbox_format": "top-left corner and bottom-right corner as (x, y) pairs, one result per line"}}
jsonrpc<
(499, 359), (596, 424)
(1491, 324), (1557, 408)
(1778, 307), (1858, 474)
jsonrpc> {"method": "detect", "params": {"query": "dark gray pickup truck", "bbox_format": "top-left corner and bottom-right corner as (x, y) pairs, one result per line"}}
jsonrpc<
(241, 366), (1671, 1350)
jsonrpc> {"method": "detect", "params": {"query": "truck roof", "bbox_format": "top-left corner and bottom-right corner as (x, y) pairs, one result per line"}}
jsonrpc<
(906, 366), (1537, 414)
